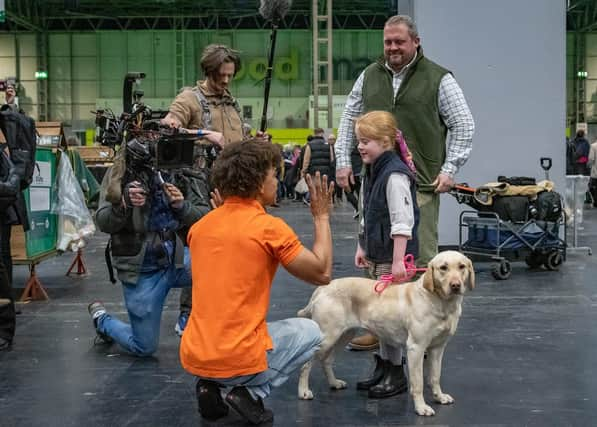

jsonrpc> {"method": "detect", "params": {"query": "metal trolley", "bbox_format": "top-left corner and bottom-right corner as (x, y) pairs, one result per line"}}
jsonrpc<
(453, 159), (567, 280)
(457, 211), (567, 280)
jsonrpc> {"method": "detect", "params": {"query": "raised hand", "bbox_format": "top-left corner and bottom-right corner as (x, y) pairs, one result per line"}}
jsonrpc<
(305, 171), (334, 219)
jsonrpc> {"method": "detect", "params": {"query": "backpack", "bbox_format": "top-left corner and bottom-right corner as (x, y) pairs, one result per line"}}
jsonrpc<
(482, 195), (529, 222)
(534, 191), (562, 222)
(0, 109), (37, 191)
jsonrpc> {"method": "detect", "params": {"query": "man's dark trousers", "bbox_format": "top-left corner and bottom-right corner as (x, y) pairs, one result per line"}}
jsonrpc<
(0, 258), (15, 342)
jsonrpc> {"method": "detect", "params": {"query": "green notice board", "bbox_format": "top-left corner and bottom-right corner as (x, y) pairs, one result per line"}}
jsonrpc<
(23, 147), (57, 258)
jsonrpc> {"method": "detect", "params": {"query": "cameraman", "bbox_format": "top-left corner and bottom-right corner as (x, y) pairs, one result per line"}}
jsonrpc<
(161, 43), (245, 335)
(88, 163), (212, 356)
(162, 43), (244, 148)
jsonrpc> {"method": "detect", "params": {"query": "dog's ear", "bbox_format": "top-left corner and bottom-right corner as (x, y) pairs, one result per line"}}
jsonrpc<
(423, 264), (435, 293)
(466, 257), (475, 290)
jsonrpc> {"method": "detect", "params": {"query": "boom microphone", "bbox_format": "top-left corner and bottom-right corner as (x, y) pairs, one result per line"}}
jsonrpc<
(259, 0), (292, 23)
(259, 0), (292, 132)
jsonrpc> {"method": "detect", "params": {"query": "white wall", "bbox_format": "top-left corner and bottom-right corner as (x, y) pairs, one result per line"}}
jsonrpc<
(415, 0), (566, 245)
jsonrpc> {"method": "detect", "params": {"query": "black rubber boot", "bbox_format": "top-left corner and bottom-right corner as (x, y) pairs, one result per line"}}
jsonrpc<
(356, 353), (386, 390)
(226, 386), (274, 425)
(367, 362), (408, 398)
(196, 379), (229, 420)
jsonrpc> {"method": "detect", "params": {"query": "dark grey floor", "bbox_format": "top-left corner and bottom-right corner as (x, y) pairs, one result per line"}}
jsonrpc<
(1, 199), (596, 427)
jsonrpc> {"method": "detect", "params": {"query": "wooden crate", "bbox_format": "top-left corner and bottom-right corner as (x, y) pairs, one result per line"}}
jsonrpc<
(72, 146), (114, 164)
(36, 121), (65, 147)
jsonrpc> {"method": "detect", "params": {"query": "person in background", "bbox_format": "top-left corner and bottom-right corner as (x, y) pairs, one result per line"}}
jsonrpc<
(327, 133), (344, 204)
(587, 137), (597, 207)
(2, 84), (18, 112)
(180, 139), (333, 424)
(0, 151), (18, 351)
(274, 143), (285, 207)
(284, 145), (302, 200)
(573, 129), (591, 176)
(301, 129), (333, 205)
(301, 128), (332, 183)
(566, 137), (576, 175)
(0, 101), (35, 350)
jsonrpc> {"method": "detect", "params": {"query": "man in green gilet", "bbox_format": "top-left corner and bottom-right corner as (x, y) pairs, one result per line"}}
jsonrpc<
(334, 15), (474, 395)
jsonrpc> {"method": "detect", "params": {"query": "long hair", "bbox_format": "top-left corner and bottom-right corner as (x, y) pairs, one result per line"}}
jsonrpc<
(200, 44), (241, 79)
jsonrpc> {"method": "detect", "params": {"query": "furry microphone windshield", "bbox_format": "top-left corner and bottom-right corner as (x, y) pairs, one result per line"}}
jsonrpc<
(259, 0), (292, 23)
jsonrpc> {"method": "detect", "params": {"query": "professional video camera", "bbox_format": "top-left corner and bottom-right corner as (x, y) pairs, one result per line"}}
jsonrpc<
(92, 72), (197, 172)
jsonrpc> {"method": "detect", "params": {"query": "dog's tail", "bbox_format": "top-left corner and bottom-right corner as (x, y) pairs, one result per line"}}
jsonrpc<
(297, 287), (323, 318)
(296, 302), (312, 318)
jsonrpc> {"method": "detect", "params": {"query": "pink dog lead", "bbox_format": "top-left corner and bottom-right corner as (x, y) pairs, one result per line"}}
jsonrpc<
(373, 254), (427, 294)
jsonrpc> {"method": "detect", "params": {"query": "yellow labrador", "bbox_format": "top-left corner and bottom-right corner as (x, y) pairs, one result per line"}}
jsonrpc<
(297, 250), (475, 416)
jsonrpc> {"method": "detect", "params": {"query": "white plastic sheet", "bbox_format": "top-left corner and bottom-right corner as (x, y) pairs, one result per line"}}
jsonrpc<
(564, 175), (590, 225)
(51, 152), (96, 251)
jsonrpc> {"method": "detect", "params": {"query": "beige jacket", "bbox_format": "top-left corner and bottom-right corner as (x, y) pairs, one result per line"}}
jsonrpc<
(474, 180), (554, 206)
(168, 81), (243, 145)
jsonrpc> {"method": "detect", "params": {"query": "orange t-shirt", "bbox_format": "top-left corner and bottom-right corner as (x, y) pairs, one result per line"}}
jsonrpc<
(180, 197), (304, 378)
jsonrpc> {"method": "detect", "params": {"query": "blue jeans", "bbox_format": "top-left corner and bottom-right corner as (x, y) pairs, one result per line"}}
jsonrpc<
(97, 248), (192, 356)
(201, 318), (322, 399)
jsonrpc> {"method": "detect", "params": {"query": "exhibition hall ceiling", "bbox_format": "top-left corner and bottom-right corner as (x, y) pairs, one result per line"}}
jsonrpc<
(2, 1), (596, 32)
(2, 0), (394, 30)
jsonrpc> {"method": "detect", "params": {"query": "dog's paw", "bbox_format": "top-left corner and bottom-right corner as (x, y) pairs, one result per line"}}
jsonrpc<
(415, 403), (435, 416)
(433, 392), (454, 405)
(298, 389), (314, 400)
(329, 379), (347, 390)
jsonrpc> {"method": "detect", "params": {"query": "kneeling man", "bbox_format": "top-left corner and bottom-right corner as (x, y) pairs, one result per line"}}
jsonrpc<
(180, 138), (334, 424)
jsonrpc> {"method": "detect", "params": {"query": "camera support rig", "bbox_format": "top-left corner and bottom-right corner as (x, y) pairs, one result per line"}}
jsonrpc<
(123, 72), (146, 114)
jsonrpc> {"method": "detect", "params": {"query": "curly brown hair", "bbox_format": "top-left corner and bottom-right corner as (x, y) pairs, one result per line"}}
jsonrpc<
(211, 138), (281, 199)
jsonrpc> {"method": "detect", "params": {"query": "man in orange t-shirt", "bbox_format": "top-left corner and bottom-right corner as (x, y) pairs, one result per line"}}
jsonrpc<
(180, 139), (334, 425)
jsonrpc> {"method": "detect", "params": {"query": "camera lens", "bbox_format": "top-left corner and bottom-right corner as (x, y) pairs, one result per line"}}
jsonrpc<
(160, 143), (179, 162)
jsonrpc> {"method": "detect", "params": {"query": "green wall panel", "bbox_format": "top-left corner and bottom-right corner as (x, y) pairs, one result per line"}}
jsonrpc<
(19, 56), (37, 81)
(72, 33), (97, 56)
(588, 34), (597, 56)
(49, 34), (70, 56)
(154, 32), (175, 56)
(72, 56), (98, 80)
(49, 81), (71, 103)
(17, 34), (36, 56)
(19, 81), (37, 104)
(49, 57), (71, 80)
(155, 57), (174, 80)
(127, 33), (153, 57)
(0, 57), (16, 76)
(0, 35), (16, 57)
(73, 81), (97, 102)
(5, 29), (383, 126)
(155, 80), (174, 98)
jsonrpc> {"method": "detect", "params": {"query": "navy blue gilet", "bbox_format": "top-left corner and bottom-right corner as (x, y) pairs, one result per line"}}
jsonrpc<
(362, 150), (419, 263)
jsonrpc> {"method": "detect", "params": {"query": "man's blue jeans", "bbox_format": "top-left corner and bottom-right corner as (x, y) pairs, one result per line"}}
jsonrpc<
(200, 318), (322, 399)
(96, 248), (191, 356)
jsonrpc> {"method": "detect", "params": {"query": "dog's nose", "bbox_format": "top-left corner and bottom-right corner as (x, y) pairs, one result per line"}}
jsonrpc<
(450, 282), (461, 292)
